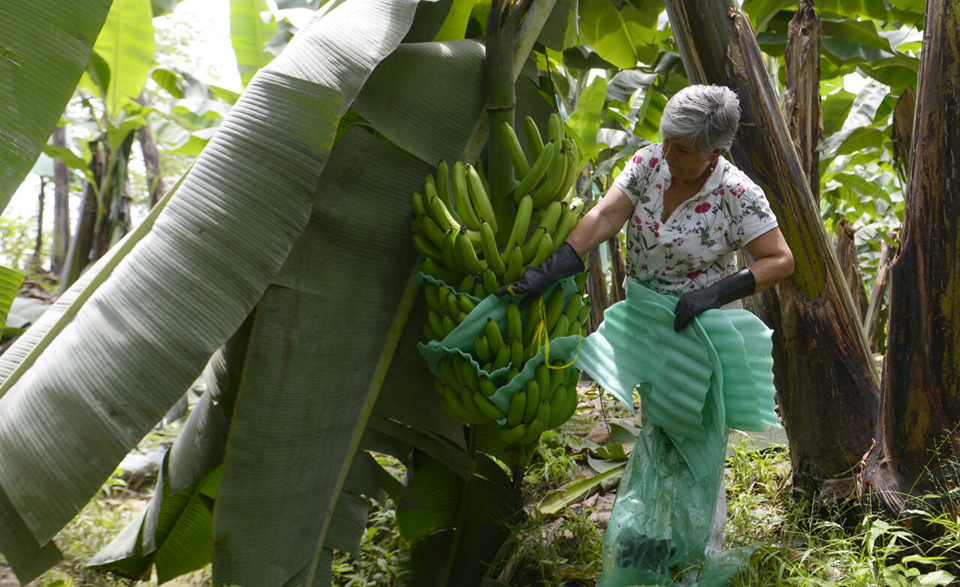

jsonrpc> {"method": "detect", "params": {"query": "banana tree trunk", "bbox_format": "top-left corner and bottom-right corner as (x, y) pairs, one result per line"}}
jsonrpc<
(784, 0), (822, 202)
(51, 127), (71, 276)
(858, 0), (960, 517)
(138, 122), (165, 208)
(607, 235), (626, 304)
(836, 218), (868, 321)
(60, 146), (103, 290)
(663, 0), (880, 494)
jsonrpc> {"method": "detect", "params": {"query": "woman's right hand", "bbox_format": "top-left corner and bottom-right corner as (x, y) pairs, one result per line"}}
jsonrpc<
(495, 242), (584, 309)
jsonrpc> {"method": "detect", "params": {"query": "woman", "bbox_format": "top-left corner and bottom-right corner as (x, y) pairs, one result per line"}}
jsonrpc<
(498, 84), (794, 580)
(498, 84), (794, 327)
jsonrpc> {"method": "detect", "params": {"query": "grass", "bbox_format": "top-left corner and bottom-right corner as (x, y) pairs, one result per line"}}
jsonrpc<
(6, 400), (960, 587)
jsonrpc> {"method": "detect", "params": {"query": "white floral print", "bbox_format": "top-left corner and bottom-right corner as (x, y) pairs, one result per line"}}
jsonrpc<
(612, 143), (778, 298)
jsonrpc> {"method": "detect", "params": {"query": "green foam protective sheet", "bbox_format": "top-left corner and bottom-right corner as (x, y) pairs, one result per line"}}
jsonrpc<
(416, 275), (580, 414)
(567, 280), (779, 479)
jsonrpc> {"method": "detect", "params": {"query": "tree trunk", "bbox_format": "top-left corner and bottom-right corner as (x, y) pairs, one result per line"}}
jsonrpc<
(607, 235), (626, 305)
(863, 240), (894, 352)
(890, 88), (916, 189)
(60, 145), (103, 290)
(836, 218), (869, 321)
(31, 178), (46, 272)
(663, 0), (880, 493)
(51, 127), (71, 275)
(784, 0), (822, 202)
(138, 122), (165, 208)
(858, 0), (960, 518)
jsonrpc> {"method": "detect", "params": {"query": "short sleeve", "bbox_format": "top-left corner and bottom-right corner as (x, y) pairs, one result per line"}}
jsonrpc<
(729, 180), (778, 248)
(613, 144), (663, 206)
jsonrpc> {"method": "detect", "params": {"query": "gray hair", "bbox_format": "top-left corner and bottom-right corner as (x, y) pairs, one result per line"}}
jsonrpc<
(659, 85), (741, 153)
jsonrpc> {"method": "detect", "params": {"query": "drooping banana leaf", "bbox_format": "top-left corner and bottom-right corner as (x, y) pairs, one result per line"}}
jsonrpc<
(0, 0), (425, 570)
(230, 0), (279, 87)
(578, 0), (660, 69)
(209, 125), (431, 587)
(0, 164), (188, 584)
(0, 0), (112, 212)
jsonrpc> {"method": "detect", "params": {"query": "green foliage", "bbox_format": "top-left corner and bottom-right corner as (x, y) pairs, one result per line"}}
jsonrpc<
(332, 503), (403, 587)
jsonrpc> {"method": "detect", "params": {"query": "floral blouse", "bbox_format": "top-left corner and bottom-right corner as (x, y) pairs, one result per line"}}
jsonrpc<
(612, 143), (778, 299)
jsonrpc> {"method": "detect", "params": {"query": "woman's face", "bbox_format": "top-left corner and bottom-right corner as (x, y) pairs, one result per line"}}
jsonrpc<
(662, 137), (721, 182)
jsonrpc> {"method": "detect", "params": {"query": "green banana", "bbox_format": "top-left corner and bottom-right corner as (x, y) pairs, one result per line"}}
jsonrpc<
(423, 282), (441, 314)
(561, 293), (583, 321)
(417, 215), (447, 248)
(557, 383), (580, 427)
(503, 246), (524, 284)
(506, 194), (533, 252)
(443, 291), (460, 316)
(475, 333), (492, 364)
(520, 417), (545, 444)
(574, 271), (588, 291)
(452, 161), (483, 230)
(535, 399), (551, 432)
(441, 313), (457, 337)
(568, 197), (586, 215)
(536, 200), (563, 234)
(500, 422), (527, 444)
(412, 232), (443, 261)
(502, 120), (531, 178)
(567, 316), (583, 337)
(547, 112), (565, 144)
(493, 345), (511, 370)
(507, 389), (526, 427)
(481, 268), (499, 297)
(529, 232), (554, 267)
(466, 165), (498, 233)
(427, 308), (445, 340)
(486, 317), (506, 357)
(458, 388), (493, 425)
(473, 280), (485, 300)
(412, 190), (429, 218)
(428, 195), (460, 233)
(512, 141), (556, 203)
(479, 376), (498, 398)
(577, 303), (591, 325)
(437, 357), (460, 389)
(460, 273), (477, 294)
(522, 296), (544, 347)
(536, 362), (550, 400)
(506, 366), (520, 382)
(523, 379), (540, 423)
(457, 354), (481, 392)
(553, 138), (580, 202)
(530, 145), (569, 208)
(523, 116), (544, 162)
(455, 228), (486, 274)
(473, 392), (507, 421)
(480, 222), (507, 276)
(520, 226), (547, 264)
(421, 257), (459, 285)
(549, 314), (569, 341)
(441, 229), (459, 272)
(436, 161), (457, 215)
(506, 299), (523, 342)
(510, 337), (524, 369)
(544, 287), (565, 333)
(458, 294), (476, 314)
(546, 385), (569, 429)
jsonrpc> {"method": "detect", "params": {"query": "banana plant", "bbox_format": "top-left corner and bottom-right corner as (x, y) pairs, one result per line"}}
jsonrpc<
(0, 0), (574, 585)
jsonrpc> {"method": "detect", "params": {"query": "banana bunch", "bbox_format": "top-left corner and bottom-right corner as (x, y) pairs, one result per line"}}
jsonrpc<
(411, 113), (592, 463)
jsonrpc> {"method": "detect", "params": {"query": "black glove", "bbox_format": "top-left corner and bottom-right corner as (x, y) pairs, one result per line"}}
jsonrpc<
(673, 268), (756, 332)
(495, 242), (584, 309)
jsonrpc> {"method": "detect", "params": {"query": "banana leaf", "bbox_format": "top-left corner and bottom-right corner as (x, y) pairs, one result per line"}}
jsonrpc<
(0, 0), (423, 575)
(81, 0), (155, 117)
(0, 0), (112, 211)
(395, 454), (519, 586)
(0, 268), (23, 331)
(230, 0), (279, 87)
